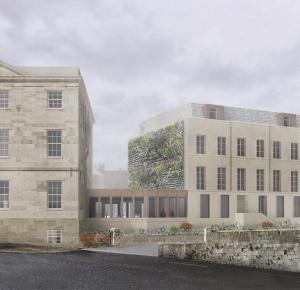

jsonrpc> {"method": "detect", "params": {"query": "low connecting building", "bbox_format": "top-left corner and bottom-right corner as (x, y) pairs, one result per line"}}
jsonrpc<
(0, 60), (93, 246)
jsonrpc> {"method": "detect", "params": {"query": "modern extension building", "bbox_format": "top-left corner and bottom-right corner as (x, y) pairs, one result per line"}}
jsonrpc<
(0, 60), (93, 246)
(124, 103), (300, 228)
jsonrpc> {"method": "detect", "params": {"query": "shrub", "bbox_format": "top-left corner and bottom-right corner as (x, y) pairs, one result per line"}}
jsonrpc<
(168, 226), (179, 235)
(80, 232), (110, 248)
(180, 222), (192, 231)
(262, 221), (274, 229)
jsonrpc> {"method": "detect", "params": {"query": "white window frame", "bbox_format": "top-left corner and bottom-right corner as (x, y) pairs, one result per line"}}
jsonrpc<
(217, 167), (226, 191)
(197, 166), (205, 190)
(196, 135), (206, 154)
(0, 90), (9, 109)
(273, 170), (281, 192)
(256, 169), (264, 191)
(237, 168), (246, 191)
(0, 129), (9, 157)
(273, 141), (281, 159)
(256, 139), (264, 158)
(209, 108), (217, 119)
(47, 230), (62, 244)
(47, 130), (62, 157)
(47, 181), (62, 209)
(237, 138), (246, 157)
(217, 136), (226, 155)
(291, 171), (298, 192)
(47, 90), (63, 109)
(283, 116), (292, 127)
(0, 180), (9, 209)
(291, 143), (298, 160)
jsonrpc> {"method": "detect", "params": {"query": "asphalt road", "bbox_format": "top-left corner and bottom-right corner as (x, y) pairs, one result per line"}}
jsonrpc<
(0, 251), (299, 290)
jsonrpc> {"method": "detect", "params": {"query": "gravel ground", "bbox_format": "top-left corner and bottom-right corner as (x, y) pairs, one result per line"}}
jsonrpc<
(0, 251), (299, 290)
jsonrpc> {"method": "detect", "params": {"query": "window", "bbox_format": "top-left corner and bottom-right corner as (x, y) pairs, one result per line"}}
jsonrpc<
(294, 196), (300, 217)
(291, 143), (298, 160)
(200, 194), (210, 218)
(0, 90), (9, 108)
(209, 108), (217, 119)
(196, 166), (205, 190)
(47, 181), (62, 209)
(123, 197), (133, 218)
(89, 197), (98, 218)
(256, 169), (264, 191)
(237, 138), (246, 156)
(159, 197), (166, 217)
(48, 90), (62, 108)
(291, 171), (298, 192)
(47, 130), (62, 157)
(276, 196), (284, 218)
(273, 141), (281, 159)
(258, 196), (267, 215)
(47, 230), (62, 244)
(237, 195), (247, 213)
(237, 168), (246, 191)
(273, 170), (281, 192)
(0, 181), (9, 209)
(0, 129), (9, 157)
(169, 197), (177, 217)
(178, 197), (187, 217)
(220, 195), (229, 218)
(148, 197), (156, 217)
(283, 116), (292, 127)
(217, 137), (226, 155)
(101, 197), (110, 218)
(256, 139), (264, 158)
(112, 197), (121, 217)
(134, 197), (144, 217)
(217, 167), (226, 190)
(196, 135), (205, 154)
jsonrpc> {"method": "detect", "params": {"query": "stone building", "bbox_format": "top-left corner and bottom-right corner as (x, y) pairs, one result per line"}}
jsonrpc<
(0, 60), (93, 246)
(126, 103), (300, 227)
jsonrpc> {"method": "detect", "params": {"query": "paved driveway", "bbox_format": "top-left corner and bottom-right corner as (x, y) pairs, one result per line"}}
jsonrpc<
(0, 251), (300, 290)
(85, 243), (159, 256)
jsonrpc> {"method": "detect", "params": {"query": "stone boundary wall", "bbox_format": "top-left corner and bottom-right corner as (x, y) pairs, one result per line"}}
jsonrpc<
(159, 230), (300, 272)
(118, 234), (203, 246)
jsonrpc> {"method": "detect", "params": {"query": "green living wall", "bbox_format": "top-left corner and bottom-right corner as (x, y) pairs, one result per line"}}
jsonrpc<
(128, 121), (184, 189)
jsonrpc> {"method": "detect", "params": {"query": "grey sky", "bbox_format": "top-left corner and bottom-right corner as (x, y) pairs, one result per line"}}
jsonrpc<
(1, 0), (300, 169)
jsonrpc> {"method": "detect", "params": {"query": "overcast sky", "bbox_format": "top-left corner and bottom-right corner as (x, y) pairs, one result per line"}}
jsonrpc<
(1, 0), (300, 170)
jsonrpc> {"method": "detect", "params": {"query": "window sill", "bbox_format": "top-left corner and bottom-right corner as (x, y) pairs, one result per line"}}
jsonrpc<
(47, 108), (64, 111)
(47, 156), (63, 159)
(0, 156), (10, 159)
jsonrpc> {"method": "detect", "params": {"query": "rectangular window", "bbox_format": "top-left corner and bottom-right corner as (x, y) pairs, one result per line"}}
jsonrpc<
(276, 196), (284, 218)
(237, 195), (247, 213)
(112, 197), (121, 217)
(217, 137), (226, 155)
(0, 90), (9, 108)
(196, 135), (206, 154)
(256, 139), (264, 158)
(291, 143), (298, 160)
(159, 197), (166, 217)
(291, 171), (298, 192)
(209, 108), (217, 119)
(47, 230), (62, 244)
(200, 194), (210, 218)
(0, 181), (9, 209)
(258, 196), (267, 215)
(47, 181), (62, 209)
(148, 197), (156, 218)
(89, 197), (98, 218)
(237, 168), (246, 191)
(134, 197), (144, 217)
(220, 195), (229, 218)
(169, 197), (177, 217)
(48, 90), (63, 108)
(196, 166), (205, 190)
(237, 138), (246, 156)
(294, 196), (300, 217)
(47, 130), (62, 157)
(283, 116), (292, 127)
(0, 129), (9, 157)
(256, 169), (264, 191)
(178, 197), (187, 217)
(273, 141), (281, 159)
(273, 170), (281, 192)
(217, 167), (226, 190)
(123, 197), (133, 218)
(101, 197), (110, 218)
